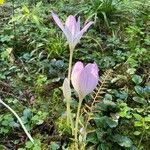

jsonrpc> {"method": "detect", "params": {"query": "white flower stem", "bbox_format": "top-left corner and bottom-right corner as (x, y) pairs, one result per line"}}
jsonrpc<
(67, 48), (74, 133)
(68, 48), (73, 81)
(74, 96), (83, 150)
(0, 98), (34, 144)
(66, 100), (74, 134)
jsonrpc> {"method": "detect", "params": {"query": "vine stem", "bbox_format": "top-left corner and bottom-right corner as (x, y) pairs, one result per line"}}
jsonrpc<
(74, 96), (83, 150)
(0, 98), (34, 144)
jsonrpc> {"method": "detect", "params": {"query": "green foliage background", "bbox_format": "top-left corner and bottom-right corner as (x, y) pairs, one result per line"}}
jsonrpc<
(0, 0), (150, 149)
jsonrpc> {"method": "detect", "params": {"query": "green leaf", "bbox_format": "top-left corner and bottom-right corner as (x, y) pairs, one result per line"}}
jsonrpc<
(33, 146), (41, 150)
(133, 97), (147, 105)
(133, 131), (141, 135)
(0, 145), (6, 150)
(86, 132), (98, 144)
(113, 134), (133, 147)
(105, 117), (118, 128)
(126, 68), (136, 75)
(134, 121), (143, 127)
(97, 143), (110, 150)
(134, 86), (144, 95)
(25, 141), (33, 148)
(133, 113), (142, 120)
(50, 142), (60, 150)
(22, 5), (30, 14)
(145, 115), (150, 122)
(23, 108), (32, 119)
(132, 75), (142, 84)
(32, 15), (40, 26)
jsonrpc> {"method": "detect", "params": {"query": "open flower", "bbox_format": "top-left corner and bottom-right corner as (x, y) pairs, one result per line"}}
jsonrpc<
(51, 12), (94, 50)
(71, 61), (99, 99)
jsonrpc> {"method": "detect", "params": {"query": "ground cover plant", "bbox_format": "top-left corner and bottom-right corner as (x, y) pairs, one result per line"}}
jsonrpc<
(0, 0), (150, 150)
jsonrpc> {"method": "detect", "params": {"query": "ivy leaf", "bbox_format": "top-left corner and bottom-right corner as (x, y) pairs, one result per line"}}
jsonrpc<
(97, 143), (110, 150)
(113, 134), (133, 147)
(133, 97), (147, 105)
(50, 142), (60, 150)
(132, 75), (142, 84)
(134, 131), (141, 136)
(105, 117), (118, 128)
(134, 86), (144, 95)
(145, 115), (150, 122)
(133, 113), (142, 120)
(23, 108), (32, 119)
(25, 141), (33, 149)
(86, 132), (98, 144)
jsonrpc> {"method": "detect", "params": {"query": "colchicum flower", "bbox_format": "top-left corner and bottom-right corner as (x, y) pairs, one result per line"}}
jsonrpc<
(71, 61), (99, 99)
(51, 12), (94, 50)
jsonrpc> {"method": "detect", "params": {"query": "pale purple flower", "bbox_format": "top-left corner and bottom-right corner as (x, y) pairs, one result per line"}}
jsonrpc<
(71, 61), (99, 99)
(51, 12), (94, 50)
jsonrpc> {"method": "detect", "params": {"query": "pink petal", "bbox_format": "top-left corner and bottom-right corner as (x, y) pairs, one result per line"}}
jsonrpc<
(64, 27), (73, 44)
(62, 78), (71, 101)
(79, 63), (99, 97)
(51, 13), (74, 47)
(74, 21), (94, 46)
(65, 15), (77, 36)
(51, 12), (65, 32)
(76, 16), (80, 33)
(71, 61), (84, 95)
(80, 21), (94, 34)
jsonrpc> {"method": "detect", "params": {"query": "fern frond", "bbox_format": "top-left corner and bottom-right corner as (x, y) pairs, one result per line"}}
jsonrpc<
(84, 69), (113, 126)
(90, 69), (113, 112)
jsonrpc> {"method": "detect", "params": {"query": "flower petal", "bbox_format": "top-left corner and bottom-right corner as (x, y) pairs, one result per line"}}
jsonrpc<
(64, 27), (73, 44)
(65, 15), (77, 36)
(80, 21), (94, 35)
(76, 16), (80, 33)
(79, 63), (99, 97)
(51, 12), (65, 31)
(52, 12), (74, 47)
(62, 78), (71, 101)
(73, 21), (94, 46)
(71, 61), (84, 95)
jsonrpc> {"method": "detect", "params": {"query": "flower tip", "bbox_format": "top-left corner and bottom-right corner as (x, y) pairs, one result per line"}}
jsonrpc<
(51, 11), (56, 16)
(93, 62), (99, 71)
(62, 78), (71, 101)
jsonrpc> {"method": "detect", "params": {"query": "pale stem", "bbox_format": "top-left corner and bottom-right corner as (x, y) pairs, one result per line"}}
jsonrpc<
(0, 98), (34, 144)
(66, 47), (74, 132)
(66, 99), (74, 134)
(67, 48), (74, 80)
(74, 96), (83, 150)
